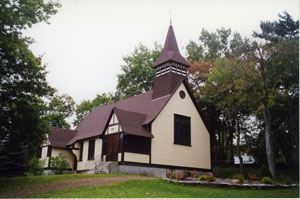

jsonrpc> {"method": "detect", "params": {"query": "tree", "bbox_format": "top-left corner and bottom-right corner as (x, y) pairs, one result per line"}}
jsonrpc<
(203, 58), (256, 176)
(116, 43), (162, 98)
(186, 27), (249, 166)
(0, 0), (60, 176)
(44, 93), (75, 129)
(249, 12), (299, 179)
(73, 93), (113, 126)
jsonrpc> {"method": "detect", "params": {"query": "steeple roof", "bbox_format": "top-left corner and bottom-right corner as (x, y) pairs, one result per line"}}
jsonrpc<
(153, 25), (189, 68)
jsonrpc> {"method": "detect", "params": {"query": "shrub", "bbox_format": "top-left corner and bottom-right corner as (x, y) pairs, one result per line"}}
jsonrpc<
(248, 173), (258, 181)
(198, 175), (207, 181)
(24, 172), (34, 176)
(283, 176), (292, 184)
(170, 173), (176, 179)
(166, 171), (175, 179)
(278, 175), (292, 184)
(28, 156), (45, 175)
(258, 164), (271, 180)
(50, 153), (70, 174)
(190, 170), (197, 178)
(213, 167), (258, 179)
(261, 177), (274, 184)
(184, 170), (191, 177)
(206, 175), (216, 182)
(233, 175), (244, 183)
(213, 167), (237, 179)
(198, 174), (216, 182)
(167, 172), (176, 179)
(176, 172), (182, 181)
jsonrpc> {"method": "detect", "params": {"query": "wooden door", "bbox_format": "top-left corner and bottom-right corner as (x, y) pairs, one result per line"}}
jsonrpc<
(106, 134), (119, 161)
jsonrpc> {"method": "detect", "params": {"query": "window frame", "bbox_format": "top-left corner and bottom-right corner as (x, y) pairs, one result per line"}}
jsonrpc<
(123, 134), (151, 154)
(174, 114), (191, 146)
(88, 139), (95, 160)
(79, 141), (84, 161)
(47, 145), (52, 157)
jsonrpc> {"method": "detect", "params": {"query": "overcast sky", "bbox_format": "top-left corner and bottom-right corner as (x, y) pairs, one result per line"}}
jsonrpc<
(24, 0), (298, 104)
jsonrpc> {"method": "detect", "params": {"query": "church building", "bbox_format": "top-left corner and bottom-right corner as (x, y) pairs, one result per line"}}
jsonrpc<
(40, 25), (211, 176)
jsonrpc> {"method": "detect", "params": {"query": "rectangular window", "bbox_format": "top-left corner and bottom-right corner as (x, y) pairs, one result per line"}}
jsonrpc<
(123, 135), (151, 154)
(102, 136), (107, 155)
(79, 141), (83, 161)
(47, 146), (52, 157)
(174, 114), (191, 146)
(88, 139), (95, 160)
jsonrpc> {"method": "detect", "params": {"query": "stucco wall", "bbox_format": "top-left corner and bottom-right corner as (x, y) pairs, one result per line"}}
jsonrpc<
(41, 146), (49, 167)
(151, 83), (211, 169)
(124, 152), (149, 163)
(76, 138), (102, 171)
(51, 147), (74, 169)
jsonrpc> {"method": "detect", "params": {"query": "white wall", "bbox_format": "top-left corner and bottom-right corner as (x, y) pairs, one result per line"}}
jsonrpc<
(76, 138), (102, 171)
(151, 83), (211, 169)
(51, 147), (74, 169)
(40, 146), (74, 169)
(106, 113), (122, 135)
(41, 146), (49, 167)
(124, 152), (149, 163)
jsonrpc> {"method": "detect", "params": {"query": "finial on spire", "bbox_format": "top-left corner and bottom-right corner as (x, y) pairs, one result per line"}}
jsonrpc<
(169, 11), (172, 25)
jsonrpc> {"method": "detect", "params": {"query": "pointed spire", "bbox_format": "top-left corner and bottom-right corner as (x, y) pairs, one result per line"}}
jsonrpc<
(153, 25), (189, 68)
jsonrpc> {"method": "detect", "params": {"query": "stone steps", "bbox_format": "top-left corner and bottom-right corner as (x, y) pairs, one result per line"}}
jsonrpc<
(94, 161), (118, 174)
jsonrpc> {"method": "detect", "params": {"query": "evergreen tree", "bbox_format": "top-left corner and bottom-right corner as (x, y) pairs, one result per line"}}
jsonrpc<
(0, 0), (60, 176)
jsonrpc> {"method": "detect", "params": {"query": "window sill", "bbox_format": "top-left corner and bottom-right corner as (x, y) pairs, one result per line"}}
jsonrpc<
(173, 143), (192, 147)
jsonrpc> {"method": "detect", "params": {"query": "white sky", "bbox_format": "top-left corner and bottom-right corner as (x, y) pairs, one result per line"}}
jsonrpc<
(24, 0), (298, 104)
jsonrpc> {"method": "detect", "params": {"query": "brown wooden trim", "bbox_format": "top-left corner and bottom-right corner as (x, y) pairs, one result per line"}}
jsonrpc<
(108, 123), (119, 127)
(121, 151), (124, 161)
(118, 161), (212, 172)
(99, 109), (115, 139)
(105, 132), (120, 136)
(72, 135), (100, 144)
(69, 147), (79, 150)
(149, 139), (152, 164)
(48, 157), (51, 167)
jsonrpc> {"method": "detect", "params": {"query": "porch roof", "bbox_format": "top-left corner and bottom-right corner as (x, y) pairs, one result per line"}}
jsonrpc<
(115, 108), (153, 138)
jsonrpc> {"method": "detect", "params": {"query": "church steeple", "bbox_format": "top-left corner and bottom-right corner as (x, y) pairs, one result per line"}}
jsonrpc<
(153, 25), (189, 68)
(152, 25), (190, 100)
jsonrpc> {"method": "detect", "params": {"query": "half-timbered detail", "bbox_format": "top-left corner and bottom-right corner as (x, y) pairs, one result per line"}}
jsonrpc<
(41, 24), (211, 176)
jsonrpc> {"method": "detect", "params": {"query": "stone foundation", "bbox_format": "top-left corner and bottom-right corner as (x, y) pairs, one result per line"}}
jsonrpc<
(118, 165), (167, 177)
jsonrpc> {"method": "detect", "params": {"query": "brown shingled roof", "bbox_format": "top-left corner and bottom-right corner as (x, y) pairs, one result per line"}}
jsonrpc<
(115, 109), (153, 138)
(67, 86), (175, 145)
(54, 78), (209, 146)
(153, 25), (189, 68)
(49, 128), (78, 148)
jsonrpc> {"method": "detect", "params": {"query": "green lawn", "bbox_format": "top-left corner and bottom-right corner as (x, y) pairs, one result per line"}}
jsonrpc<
(29, 179), (299, 198)
(0, 173), (127, 194)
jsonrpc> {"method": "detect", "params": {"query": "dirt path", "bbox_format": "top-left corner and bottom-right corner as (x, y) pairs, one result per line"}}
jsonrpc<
(0, 176), (157, 198)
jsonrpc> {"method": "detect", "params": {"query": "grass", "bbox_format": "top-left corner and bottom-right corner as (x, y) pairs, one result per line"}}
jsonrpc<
(29, 179), (299, 198)
(0, 173), (127, 194)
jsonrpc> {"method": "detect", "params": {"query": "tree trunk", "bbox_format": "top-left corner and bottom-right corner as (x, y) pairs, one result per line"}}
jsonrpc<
(256, 48), (276, 180)
(263, 106), (276, 180)
(236, 118), (244, 176)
